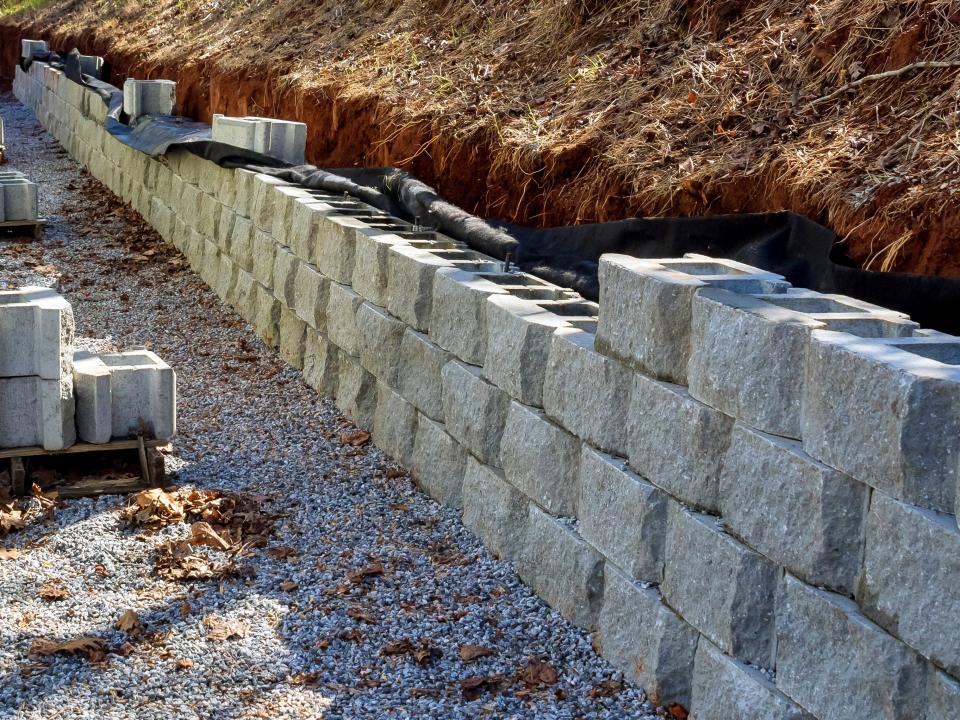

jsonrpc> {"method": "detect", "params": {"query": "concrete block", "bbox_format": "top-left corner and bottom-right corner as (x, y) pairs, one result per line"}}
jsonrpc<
(352, 230), (406, 306)
(543, 327), (631, 456)
(578, 446), (667, 583)
(440, 360), (509, 466)
(231, 269), (257, 322)
(499, 400), (581, 516)
(326, 282), (364, 357)
(397, 329), (450, 422)
(251, 174), (290, 232)
(387, 245), (453, 332)
(278, 308), (307, 370)
(289, 199), (328, 264)
(596, 566), (698, 708)
(595, 254), (789, 384)
(260, 117), (307, 165)
(860, 492), (960, 677)
(628, 374), (733, 514)
(213, 115), (306, 164)
(430, 268), (507, 365)
(483, 295), (571, 406)
(663, 505), (777, 667)
(177, 182), (203, 227)
(71, 353), (112, 444)
(802, 331), (960, 514)
(930, 671), (960, 720)
(302, 331), (340, 397)
(78, 54), (104, 80)
(233, 169), (256, 218)
(71, 349), (175, 442)
(335, 356), (378, 430)
(0, 179), (38, 222)
(252, 283), (280, 347)
(0, 286), (74, 380)
(271, 186), (315, 246)
(409, 415), (468, 507)
(211, 253), (237, 303)
(21, 39), (48, 61)
(356, 303), (405, 385)
(217, 202), (236, 252)
(776, 573), (928, 720)
(252, 230), (277, 289)
(691, 639), (813, 720)
(462, 457), (529, 560)
(293, 261), (330, 332)
(0, 376), (75, 451)
(230, 216), (255, 272)
(720, 424), (868, 595)
(373, 384), (419, 466)
(211, 115), (259, 151)
(315, 214), (363, 284)
(272, 245), (301, 306)
(517, 505), (604, 630)
(122, 79), (176, 118)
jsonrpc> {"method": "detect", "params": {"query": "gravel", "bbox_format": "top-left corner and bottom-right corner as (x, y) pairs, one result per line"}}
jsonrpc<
(0, 92), (660, 720)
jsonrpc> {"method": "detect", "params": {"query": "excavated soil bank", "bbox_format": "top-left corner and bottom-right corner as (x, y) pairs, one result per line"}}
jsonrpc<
(2, 0), (960, 278)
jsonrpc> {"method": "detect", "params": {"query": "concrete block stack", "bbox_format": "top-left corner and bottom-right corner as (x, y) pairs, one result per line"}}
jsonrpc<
(0, 170), (39, 222)
(15, 51), (960, 720)
(122, 79), (176, 119)
(212, 114), (307, 165)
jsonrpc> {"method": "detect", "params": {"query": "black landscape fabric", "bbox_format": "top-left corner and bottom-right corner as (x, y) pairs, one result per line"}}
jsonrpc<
(27, 49), (960, 334)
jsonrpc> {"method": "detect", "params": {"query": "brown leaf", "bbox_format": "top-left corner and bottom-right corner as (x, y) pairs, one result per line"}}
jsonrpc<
(338, 628), (364, 642)
(203, 615), (249, 641)
(266, 546), (300, 560)
(668, 704), (690, 719)
(460, 674), (506, 700)
(384, 468), (405, 479)
(347, 607), (378, 624)
(346, 561), (384, 584)
(0, 548), (20, 560)
(175, 658), (194, 670)
(686, 90), (698, 104)
(279, 580), (299, 592)
(37, 582), (69, 602)
(339, 430), (370, 447)
(30, 636), (106, 662)
(459, 644), (495, 662)
(382, 638), (414, 656)
(190, 521), (231, 551)
(116, 610), (141, 634)
(518, 657), (559, 687)
(588, 678), (624, 698)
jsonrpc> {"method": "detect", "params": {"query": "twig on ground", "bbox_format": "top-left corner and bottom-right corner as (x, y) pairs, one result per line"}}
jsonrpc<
(810, 60), (960, 106)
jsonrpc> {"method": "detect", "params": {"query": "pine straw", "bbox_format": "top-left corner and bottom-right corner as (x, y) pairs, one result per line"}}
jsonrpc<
(8, 0), (960, 275)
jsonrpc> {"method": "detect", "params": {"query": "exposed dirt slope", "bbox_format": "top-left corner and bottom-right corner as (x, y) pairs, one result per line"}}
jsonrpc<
(2, 0), (959, 276)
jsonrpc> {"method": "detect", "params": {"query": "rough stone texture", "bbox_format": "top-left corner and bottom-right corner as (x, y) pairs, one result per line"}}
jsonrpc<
(596, 254), (788, 385)
(229, 216), (255, 272)
(353, 231), (406, 306)
(578, 446), (667, 583)
(802, 330), (960, 514)
(251, 174), (290, 233)
(288, 200), (329, 264)
(776, 573), (929, 720)
(688, 288), (822, 439)
(326, 282), (364, 358)
(628, 373), (733, 514)
(499, 401), (581, 517)
(315, 214), (362, 284)
(429, 268), (506, 365)
(440, 360), (509, 467)
(252, 230), (277, 289)
(252, 284), (280, 347)
(930, 671), (960, 720)
(272, 245), (301, 306)
(356, 303), (406, 385)
(0, 286), (75, 380)
(482, 295), (570, 406)
(543, 326), (631, 456)
(691, 639), (813, 720)
(301, 331), (340, 397)
(292, 262), (330, 333)
(387, 245), (452, 332)
(271, 186), (314, 245)
(461, 457), (529, 560)
(720, 424), (868, 595)
(335, 356), (378, 431)
(373, 384), (419, 467)
(278, 308), (307, 370)
(397, 329), (450, 422)
(516, 505), (604, 630)
(409, 415), (468, 508)
(663, 505), (777, 668)
(596, 565), (698, 707)
(859, 491), (960, 677)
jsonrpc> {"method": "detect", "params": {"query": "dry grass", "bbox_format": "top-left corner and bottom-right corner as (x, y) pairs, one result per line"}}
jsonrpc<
(6, 0), (960, 274)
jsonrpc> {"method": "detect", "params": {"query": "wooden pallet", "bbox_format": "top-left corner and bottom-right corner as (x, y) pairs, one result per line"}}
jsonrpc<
(0, 217), (46, 239)
(1, 436), (168, 497)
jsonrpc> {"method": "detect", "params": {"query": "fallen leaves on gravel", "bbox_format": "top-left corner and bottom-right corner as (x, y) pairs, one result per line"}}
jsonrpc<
(517, 657), (559, 687)
(588, 678), (625, 698)
(175, 658), (193, 670)
(381, 638), (443, 665)
(346, 607), (378, 624)
(29, 636), (106, 662)
(459, 643), (495, 662)
(266, 545), (300, 560)
(279, 580), (299, 592)
(37, 581), (69, 602)
(154, 540), (218, 581)
(460, 674), (508, 700)
(339, 430), (370, 446)
(190, 521), (231, 550)
(346, 561), (384, 583)
(116, 610), (142, 635)
(0, 548), (20, 560)
(203, 615), (249, 641)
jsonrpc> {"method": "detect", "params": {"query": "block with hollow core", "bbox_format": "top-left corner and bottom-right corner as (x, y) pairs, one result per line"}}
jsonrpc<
(595, 253), (789, 384)
(72, 349), (176, 443)
(430, 268), (509, 365)
(122, 79), (176, 118)
(20, 39), (48, 60)
(78, 54), (104, 79)
(803, 331), (960, 515)
(0, 286), (74, 380)
(689, 287), (918, 439)
(352, 229), (408, 306)
(386, 245), (454, 332)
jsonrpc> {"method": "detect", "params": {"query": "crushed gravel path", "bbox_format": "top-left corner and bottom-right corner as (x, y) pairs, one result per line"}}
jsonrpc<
(0, 92), (658, 720)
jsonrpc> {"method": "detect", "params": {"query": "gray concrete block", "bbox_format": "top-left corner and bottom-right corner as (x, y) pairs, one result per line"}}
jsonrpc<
(302, 331), (340, 397)
(211, 115), (259, 152)
(663, 505), (777, 667)
(483, 295), (570, 406)
(802, 331), (960, 514)
(217, 202), (236, 252)
(356, 303), (406, 385)
(122, 79), (176, 117)
(543, 327), (631, 456)
(293, 261), (330, 332)
(326, 282), (364, 357)
(353, 230), (406, 306)
(214, 115), (306, 165)
(430, 268), (507, 365)
(517, 504), (604, 630)
(373, 384), (419, 467)
(1, 180), (38, 221)
(177, 182), (203, 228)
(387, 245), (453, 332)
(409, 415), (468, 507)
(252, 283), (280, 347)
(231, 269), (257, 323)
(252, 230), (277, 289)
(397, 329), (450, 422)
(930, 671), (960, 720)
(251, 174), (289, 232)
(230, 216), (255, 272)
(596, 566), (698, 708)
(776, 573), (928, 720)
(499, 400), (581, 516)
(71, 353), (112, 444)
(860, 492), (960, 677)
(440, 360), (510, 466)
(691, 639), (812, 720)
(720, 424), (868, 595)
(462, 457), (529, 560)
(271, 245), (300, 306)
(578, 446), (667, 583)
(0, 376), (76, 451)
(233, 169), (256, 218)
(0, 286), (74, 380)
(595, 254), (789, 384)
(289, 199), (331, 264)
(20, 39), (48, 60)
(278, 307), (307, 370)
(315, 214), (363, 284)
(271, 186), (315, 246)
(628, 374), (733, 514)
(335, 355), (378, 430)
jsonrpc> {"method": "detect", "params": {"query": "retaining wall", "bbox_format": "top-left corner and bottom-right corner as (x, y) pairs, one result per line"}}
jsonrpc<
(13, 60), (960, 720)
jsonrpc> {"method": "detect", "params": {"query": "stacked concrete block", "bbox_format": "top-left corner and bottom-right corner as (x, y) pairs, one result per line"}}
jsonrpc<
(20, 39), (48, 61)
(0, 170), (39, 222)
(78, 54), (104, 80)
(212, 114), (307, 165)
(122, 79), (176, 118)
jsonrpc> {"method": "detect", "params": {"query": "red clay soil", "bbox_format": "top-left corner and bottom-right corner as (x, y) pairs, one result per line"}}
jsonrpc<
(1, 0), (959, 277)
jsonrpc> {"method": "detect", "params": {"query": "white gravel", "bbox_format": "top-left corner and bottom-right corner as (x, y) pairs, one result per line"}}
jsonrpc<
(0, 93), (661, 720)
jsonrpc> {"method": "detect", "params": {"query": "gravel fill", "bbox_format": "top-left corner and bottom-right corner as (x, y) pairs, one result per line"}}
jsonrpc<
(0, 93), (660, 720)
